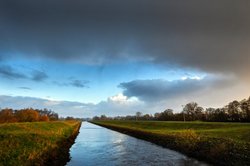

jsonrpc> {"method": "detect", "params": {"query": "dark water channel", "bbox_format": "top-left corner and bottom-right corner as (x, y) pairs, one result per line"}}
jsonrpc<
(67, 122), (208, 166)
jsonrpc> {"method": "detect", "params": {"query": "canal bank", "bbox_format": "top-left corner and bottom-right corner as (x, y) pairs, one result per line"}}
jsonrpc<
(92, 121), (250, 166)
(67, 122), (207, 166)
(0, 120), (81, 166)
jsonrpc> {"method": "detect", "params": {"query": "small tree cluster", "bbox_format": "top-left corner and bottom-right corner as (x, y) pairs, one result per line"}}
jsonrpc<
(0, 108), (59, 123)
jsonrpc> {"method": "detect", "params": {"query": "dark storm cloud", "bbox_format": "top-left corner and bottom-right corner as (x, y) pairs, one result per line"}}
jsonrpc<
(31, 70), (48, 82)
(0, 0), (249, 76)
(0, 65), (27, 79)
(119, 77), (235, 102)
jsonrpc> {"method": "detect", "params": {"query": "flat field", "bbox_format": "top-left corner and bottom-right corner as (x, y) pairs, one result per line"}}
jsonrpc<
(0, 120), (81, 166)
(93, 120), (250, 142)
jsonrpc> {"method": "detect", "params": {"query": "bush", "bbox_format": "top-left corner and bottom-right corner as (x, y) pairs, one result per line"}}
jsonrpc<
(16, 109), (39, 122)
(39, 115), (49, 122)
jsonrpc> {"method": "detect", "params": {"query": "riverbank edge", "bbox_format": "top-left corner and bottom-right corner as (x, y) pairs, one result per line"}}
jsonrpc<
(38, 121), (82, 166)
(91, 121), (250, 166)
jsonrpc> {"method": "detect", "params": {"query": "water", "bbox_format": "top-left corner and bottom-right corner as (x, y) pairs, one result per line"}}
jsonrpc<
(67, 122), (208, 166)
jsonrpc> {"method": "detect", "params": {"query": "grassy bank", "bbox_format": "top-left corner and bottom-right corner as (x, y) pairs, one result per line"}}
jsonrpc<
(0, 120), (81, 166)
(92, 120), (250, 166)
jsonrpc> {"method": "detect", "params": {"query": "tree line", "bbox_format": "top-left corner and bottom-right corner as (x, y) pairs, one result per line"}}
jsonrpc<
(93, 96), (250, 122)
(0, 108), (59, 123)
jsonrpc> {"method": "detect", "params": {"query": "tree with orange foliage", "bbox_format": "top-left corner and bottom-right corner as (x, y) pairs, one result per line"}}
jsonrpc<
(0, 108), (17, 123)
(39, 115), (49, 121)
(16, 108), (39, 122)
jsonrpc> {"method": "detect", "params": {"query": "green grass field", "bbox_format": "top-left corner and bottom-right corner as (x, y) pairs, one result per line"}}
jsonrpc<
(93, 120), (250, 142)
(0, 120), (81, 166)
(93, 120), (250, 165)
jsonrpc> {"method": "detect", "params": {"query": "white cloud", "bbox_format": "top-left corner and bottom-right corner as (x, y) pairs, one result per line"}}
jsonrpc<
(108, 93), (140, 105)
(181, 76), (202, 80)
(108, 93), (128, 103)
(44, 100), (61, 106)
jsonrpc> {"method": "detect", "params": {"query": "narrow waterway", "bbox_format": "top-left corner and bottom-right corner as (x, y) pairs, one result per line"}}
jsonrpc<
(67, 122), (208, 166)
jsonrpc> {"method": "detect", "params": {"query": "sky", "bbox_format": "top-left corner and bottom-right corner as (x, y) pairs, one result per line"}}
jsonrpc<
(0, 0), (250, 117)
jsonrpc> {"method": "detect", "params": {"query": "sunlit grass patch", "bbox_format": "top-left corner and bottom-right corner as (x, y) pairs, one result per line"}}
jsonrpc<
(0, 120), (81, 166)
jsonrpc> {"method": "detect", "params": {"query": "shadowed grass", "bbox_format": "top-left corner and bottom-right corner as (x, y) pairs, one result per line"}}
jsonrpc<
(0, 120), (81, 166)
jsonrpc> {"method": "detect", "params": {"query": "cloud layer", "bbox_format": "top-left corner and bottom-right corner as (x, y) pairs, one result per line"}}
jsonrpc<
(0, 0), (249, 78)
(0, 65), (48, 82)
(0, 65), (27, 79)
(119, 76), (235, 102)
(0, 95), (93, 117)
(0, 1), (249, 117)
(31, 70), (48, 82)
(0, 94), (142, 117)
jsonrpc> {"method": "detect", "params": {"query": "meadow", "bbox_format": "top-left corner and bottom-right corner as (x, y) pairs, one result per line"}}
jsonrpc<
(0, 120), (81, 166)
(92, 120), (250, 166)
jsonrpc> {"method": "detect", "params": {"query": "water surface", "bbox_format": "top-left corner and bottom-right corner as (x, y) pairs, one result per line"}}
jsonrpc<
(67, 122), (208, 166)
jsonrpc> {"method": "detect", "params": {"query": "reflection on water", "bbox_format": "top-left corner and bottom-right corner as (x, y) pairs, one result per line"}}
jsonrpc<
(67, 122), (208, 166)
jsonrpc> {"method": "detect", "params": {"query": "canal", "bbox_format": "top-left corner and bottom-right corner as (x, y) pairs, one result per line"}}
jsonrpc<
(67, 122), (208, 166)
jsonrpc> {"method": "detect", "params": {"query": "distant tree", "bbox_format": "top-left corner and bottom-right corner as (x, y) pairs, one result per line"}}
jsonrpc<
(195, 106), (204, 120)
(65, 116), (75, 120)
(157, 109), (174, 121)
(240, 98), (250, 121)
(100, 115), (108, 120)
(49, 113), (59, 121)
(93, 116), (100, 120)
(215, 108), (228, 122)
(136, 112), (142, 120)
(142, 114), (152, 121)
(164, 109), (174, 120)
(228, 100), (241, 121)
(183, 102), (204, 121)
(154, 113), (161, 120)
(0, 108), (16, 123)
(37, 108), (58, 121)
(125, 115), (135, 120)
(205, 108), (216, 121)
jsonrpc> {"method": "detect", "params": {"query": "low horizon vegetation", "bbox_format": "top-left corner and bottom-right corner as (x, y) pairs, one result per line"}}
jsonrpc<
(0, 108), (59, 123)
(94, 96), (250, 122)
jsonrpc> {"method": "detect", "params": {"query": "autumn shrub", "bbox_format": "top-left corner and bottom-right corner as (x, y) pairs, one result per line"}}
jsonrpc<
(16, 109), (39, 122)
(39, 115), (49, 122)
(0, 109), (17, 123)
